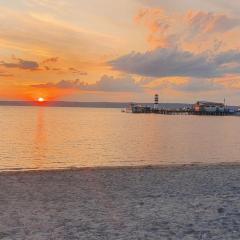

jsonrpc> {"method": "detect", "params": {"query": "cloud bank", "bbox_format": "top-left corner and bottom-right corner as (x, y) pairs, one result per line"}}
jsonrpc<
(32, 75), (144, 92)
(109, 48), (240, 79)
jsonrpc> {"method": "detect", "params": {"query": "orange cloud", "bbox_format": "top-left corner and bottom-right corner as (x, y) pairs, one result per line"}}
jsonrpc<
(31, 75), (145, 93)
(0, 83), (75, 101)
(0, 71), (13, 77)
(135, 8), (174, 49)
(135, 8), (240, 52)
(27, 86), (75, 101)
(216, 75), (240, 90)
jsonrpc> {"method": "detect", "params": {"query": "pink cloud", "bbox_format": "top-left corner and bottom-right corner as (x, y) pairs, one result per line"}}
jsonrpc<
(135, 8), (174, 49)
(135, 8), (240, 51)
(186, 11), (239, 34)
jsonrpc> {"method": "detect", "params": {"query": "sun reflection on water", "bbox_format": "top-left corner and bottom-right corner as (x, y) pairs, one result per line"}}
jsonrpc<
(34, 108), (47, 169)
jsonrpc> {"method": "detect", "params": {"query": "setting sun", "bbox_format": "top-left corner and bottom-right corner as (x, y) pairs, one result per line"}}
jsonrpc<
(37, 97), (45, 102)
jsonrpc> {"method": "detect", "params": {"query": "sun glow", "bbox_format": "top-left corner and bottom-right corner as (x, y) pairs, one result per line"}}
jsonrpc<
(37, 97), (45, 102)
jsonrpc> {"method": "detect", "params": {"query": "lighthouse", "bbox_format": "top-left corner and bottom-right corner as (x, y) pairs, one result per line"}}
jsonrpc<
(154, 94), (159, 110)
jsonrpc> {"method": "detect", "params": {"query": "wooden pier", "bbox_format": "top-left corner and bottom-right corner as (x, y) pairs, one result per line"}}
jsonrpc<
(125, 99), (239, 116)
(132, 109), (233, 116)
(157, 110), (231, 116)
(126, 106), (237, 116)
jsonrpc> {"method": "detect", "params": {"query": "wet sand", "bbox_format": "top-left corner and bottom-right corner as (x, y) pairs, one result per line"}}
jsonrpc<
(1, 164), (240, 239)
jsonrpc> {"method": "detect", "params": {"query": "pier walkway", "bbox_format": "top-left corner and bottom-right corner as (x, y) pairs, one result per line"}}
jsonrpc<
(130, 109), (235, 116)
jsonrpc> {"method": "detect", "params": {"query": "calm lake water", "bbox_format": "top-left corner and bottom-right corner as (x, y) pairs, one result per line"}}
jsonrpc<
(0, 106), (240, 171)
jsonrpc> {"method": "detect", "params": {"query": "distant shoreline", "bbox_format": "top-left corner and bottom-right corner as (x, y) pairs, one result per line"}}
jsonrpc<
(0, 101), (193, 109)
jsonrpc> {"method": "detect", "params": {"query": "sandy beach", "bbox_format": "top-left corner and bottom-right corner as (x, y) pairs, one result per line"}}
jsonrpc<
(0, 164), (240, 239)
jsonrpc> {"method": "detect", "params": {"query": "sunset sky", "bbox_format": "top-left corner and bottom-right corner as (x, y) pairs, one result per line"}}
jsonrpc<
(1, 0), (240, 103)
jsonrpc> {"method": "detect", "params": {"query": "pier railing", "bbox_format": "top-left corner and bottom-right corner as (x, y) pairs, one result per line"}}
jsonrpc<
(128, 107), (237, 116)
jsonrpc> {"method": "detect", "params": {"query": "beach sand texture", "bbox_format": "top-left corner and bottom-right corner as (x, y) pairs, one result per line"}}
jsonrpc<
(0, 164), (240, 239)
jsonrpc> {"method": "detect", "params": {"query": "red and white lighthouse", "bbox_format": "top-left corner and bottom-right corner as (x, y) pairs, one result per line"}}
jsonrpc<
(154, 94), (159, 110)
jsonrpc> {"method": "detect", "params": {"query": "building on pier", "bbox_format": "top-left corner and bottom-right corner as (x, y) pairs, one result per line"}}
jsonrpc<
(194, 101), (225, 113)
(126, 103), (151, 113)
